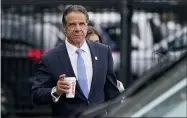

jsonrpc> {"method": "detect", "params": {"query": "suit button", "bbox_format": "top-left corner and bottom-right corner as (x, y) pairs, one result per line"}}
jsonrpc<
(87, 101), (90, 105)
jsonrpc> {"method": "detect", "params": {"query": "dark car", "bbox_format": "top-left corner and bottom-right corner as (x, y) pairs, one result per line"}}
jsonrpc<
(114, 26), (187, 77)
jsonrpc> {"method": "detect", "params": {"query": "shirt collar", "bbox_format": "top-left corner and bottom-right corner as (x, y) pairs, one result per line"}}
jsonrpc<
(65, 38), (89, 54)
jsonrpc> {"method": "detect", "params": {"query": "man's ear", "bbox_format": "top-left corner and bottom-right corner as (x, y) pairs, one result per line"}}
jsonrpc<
(64, 29), (67, 34)
(63, 25), (67, 35)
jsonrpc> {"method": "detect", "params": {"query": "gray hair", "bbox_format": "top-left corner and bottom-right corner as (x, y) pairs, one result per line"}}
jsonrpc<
(62, 5), (89, 24)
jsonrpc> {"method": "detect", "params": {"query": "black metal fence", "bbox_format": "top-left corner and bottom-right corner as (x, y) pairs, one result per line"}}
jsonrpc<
(1, 0), (187, 117)
(119, 0), (187, 88)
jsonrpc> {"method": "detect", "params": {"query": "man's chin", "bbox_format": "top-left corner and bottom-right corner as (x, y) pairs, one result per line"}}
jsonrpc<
(71, 39), (85, 47)
(74, 38), (85, 43)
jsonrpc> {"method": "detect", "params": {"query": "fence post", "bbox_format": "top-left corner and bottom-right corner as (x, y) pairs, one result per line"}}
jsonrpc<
(119, 0), (133, 89)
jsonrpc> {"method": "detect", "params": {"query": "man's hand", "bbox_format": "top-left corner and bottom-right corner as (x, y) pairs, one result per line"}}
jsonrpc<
(56, 74), (70, 96)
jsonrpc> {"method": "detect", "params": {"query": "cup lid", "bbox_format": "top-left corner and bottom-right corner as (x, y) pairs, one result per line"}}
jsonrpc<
(64, 77), (76, 81)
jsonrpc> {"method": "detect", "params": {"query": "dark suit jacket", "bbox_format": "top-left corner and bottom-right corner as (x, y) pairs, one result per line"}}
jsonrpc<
(31, 40), (120, 118)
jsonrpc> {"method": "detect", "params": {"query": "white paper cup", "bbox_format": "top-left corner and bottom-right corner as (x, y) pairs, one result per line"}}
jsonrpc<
(64, 77), (76, 98)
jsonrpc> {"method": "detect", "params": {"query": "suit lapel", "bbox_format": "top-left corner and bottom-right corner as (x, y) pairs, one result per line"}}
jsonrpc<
(56, 42), (86, 101)
(87, 41), (99, 99)
(56, 43), (75, 77)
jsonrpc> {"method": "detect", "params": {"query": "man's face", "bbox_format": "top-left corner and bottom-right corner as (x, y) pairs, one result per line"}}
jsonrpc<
(63, 11), (88, 46)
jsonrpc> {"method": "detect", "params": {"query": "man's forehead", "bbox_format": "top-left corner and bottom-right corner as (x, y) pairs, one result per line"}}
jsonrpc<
(66, 12), (86, 19)
(67, 20), (86, 23)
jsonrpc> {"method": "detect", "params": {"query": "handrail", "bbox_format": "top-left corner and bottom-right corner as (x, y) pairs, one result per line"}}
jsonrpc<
(78, 51), (187, 118)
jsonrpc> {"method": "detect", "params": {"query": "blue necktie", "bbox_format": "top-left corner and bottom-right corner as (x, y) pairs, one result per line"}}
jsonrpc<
(76, 49), (89, 99)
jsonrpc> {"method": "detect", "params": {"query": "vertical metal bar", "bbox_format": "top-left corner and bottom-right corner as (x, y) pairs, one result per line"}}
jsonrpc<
(41, 7), (44, 50)
(119, 0), (133, 89)
(2, 58), (5, 84)
(30, 5), (34, 47)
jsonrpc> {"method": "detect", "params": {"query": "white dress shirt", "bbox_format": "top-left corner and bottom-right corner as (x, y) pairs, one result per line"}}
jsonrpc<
(65, 39), (93, 90)
(51, 39), (93, 102)
(118, 81), (125, 92)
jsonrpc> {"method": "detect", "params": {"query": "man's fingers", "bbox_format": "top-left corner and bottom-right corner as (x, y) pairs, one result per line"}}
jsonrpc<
(58, 84), (71, 89)
(57, 88), (69, 94)
(57, 74), (70, 94)
(58, 81), (70, 86)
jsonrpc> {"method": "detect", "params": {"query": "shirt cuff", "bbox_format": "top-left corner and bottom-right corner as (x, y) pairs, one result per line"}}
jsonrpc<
(51, 87), (61, 103)
(118, 81), (125, 92)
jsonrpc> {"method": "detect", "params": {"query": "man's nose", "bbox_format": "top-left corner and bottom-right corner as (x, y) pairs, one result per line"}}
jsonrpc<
(74, 24), (81, 31)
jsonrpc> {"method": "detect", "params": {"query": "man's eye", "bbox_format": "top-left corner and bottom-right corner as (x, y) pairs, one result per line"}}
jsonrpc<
(80, 23), (85, 26)
(70, 24), (76, 26)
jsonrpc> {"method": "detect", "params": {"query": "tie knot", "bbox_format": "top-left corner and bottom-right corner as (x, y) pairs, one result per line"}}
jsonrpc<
(76, 48), (83, 55)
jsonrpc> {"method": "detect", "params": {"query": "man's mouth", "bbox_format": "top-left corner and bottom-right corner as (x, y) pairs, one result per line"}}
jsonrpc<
(73, 35), (81, 38)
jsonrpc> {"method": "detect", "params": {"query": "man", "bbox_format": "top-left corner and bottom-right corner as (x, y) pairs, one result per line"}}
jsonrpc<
(31, 5), (120, 118)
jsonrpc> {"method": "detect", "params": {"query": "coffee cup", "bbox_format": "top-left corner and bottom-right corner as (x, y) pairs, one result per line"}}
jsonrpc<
(64, 77), (76, 98)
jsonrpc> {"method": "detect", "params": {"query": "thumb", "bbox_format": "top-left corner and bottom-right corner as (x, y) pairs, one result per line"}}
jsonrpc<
(59, 74), (66, 80)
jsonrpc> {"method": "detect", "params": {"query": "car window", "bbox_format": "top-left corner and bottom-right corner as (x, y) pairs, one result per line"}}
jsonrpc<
(168, 33), (187, 51)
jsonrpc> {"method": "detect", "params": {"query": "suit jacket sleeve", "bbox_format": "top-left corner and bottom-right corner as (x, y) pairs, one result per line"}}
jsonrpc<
(31, 55), (55, 106)
(104, 46), (120, 101)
